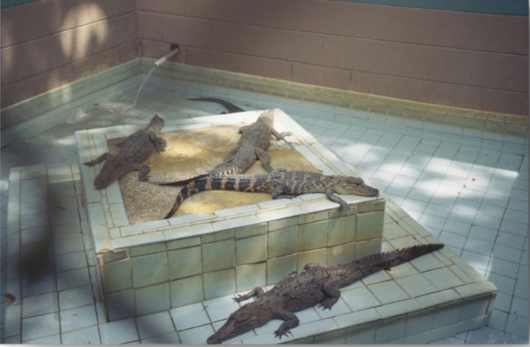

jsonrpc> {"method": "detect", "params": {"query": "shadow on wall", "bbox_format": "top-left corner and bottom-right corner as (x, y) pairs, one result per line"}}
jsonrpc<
(1, 0), (138, 109)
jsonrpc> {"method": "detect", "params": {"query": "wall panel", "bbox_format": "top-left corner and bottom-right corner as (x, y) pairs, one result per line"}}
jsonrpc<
(139, 0), (528, 115)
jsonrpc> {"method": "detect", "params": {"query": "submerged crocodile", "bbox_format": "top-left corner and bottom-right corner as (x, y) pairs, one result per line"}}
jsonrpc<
(84, 115), (166, 189)
(160, 170), (379, 219)
(207, 243), (444, 344)
(189, 97), (245, 113)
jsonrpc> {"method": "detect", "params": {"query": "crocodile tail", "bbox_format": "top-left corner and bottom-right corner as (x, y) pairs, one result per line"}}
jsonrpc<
(342, 243), (444, 277)
(163, 179), (204, 219)
(152, 173), (209, 186)
(188, 97), (245, 113)
(368, 243), (443, 266)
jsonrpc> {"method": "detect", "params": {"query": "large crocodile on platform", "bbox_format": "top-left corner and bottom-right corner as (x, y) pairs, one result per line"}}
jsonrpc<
(84, 115), (166, 189)
(160, 170), (379, 219)
(209, 108), (291, 175)
(207, 243), (444, 344)
(189, 97), (246, 113)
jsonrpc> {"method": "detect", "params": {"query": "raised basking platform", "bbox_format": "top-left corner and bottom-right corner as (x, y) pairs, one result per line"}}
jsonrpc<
(7, 163), (497, 344)
(68, 109), (497, 343)
(76, 109), (386, 321)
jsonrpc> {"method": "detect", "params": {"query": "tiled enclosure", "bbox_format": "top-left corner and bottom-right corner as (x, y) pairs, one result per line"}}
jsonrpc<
(1, 58), (527, 344)
(76, 109), (385, 321)
(5, 162), (497, 344)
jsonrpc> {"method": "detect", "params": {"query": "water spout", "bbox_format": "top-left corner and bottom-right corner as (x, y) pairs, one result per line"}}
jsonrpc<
(130, 44), (180, 110)
(153, 44), (180, 68)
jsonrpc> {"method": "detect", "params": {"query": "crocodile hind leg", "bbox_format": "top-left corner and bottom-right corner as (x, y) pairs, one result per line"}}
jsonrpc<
(84, 153), (113, 166)
(325, 190), (350, 210)
(233, 287), (265, 303)
(320, 277), (342, 310)
(222, 147), (240, 164)
(255, 148), (273, 172)
(273, 309), (300, 339)
(132, 163), (151, 182)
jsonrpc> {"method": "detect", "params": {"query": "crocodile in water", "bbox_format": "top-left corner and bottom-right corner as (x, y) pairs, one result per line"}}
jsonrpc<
(84, 115), (166, 189)
(207, 243), (444, 344)
(189, 97), (246, 113)
(160, 170), (379, 218)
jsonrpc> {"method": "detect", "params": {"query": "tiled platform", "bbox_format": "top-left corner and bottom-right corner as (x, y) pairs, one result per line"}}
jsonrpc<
(76, 109), (386, 322)
(4, 163), (496, 344)
(1, 59), (528, 344)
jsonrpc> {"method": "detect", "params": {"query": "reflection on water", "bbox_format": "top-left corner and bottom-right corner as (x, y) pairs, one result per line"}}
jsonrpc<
(113, 124), (318, 224)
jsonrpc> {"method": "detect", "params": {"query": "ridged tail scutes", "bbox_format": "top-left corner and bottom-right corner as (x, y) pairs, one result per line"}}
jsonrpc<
(152, 173), (209, 186)
(164, 184), (194, 219)
(397, 243), (444, 261)
(347, 243), (444, 272)
(380, 243), (444, 267)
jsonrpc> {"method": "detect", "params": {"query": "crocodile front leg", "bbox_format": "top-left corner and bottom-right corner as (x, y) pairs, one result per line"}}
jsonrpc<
(272, 129), (292, 140)
(325, 189), (350, 210)
(151, 135), (167, 154)
(84, 153), (113, 166)
(273, 309), (300, 339)
(233, 287), (265, 303)
(238, 125), (251, 134)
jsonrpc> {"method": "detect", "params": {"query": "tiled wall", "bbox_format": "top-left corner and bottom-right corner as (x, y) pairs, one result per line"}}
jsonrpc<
(97, 204), (385, 321)
(1, 0), (139, 109)
(2, 0), (527, 117)
(136, 0), (529, 116)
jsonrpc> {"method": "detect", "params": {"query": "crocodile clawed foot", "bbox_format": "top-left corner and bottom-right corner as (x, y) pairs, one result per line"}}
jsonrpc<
(277, 131), (292, 140)
(319, 304), (332, 311)
(273, 329), (292, 340)
(139, 175), (152, 182)
(232, 295), (245, 303)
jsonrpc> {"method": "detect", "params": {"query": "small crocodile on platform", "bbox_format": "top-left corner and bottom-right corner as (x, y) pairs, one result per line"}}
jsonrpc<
(207, 243), (444, 344)
(159, 170), (379, 219)
(84, 114), (166, 189)
(209, 108), (291, 176)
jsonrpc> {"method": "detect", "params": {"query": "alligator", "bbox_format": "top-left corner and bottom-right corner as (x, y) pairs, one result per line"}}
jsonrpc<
(161, 170), (379, 219)
(207, 243), (444, 344)
(189, 97), (246, 113)
(84, 115), (166, 189)
(206, 109), (291, 176)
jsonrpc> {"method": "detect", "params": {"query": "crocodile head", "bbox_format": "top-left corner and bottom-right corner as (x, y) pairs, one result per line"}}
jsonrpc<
(146, 114), (165, 133)
(207, 302), (269, 344)
(256, 108), (277, 129)
(332, 176), (379, 197)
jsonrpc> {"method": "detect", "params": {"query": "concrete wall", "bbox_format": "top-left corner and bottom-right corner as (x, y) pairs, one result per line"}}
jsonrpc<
(2, 0), (528, 116)
(1, 0), (139, 108)
(137, 0), (528, 116)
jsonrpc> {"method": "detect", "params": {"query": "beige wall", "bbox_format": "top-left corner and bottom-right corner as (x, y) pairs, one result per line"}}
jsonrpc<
(2, 0), (528, 116)
(137, 0), (528, 116)
(1, 0), (138, 108)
